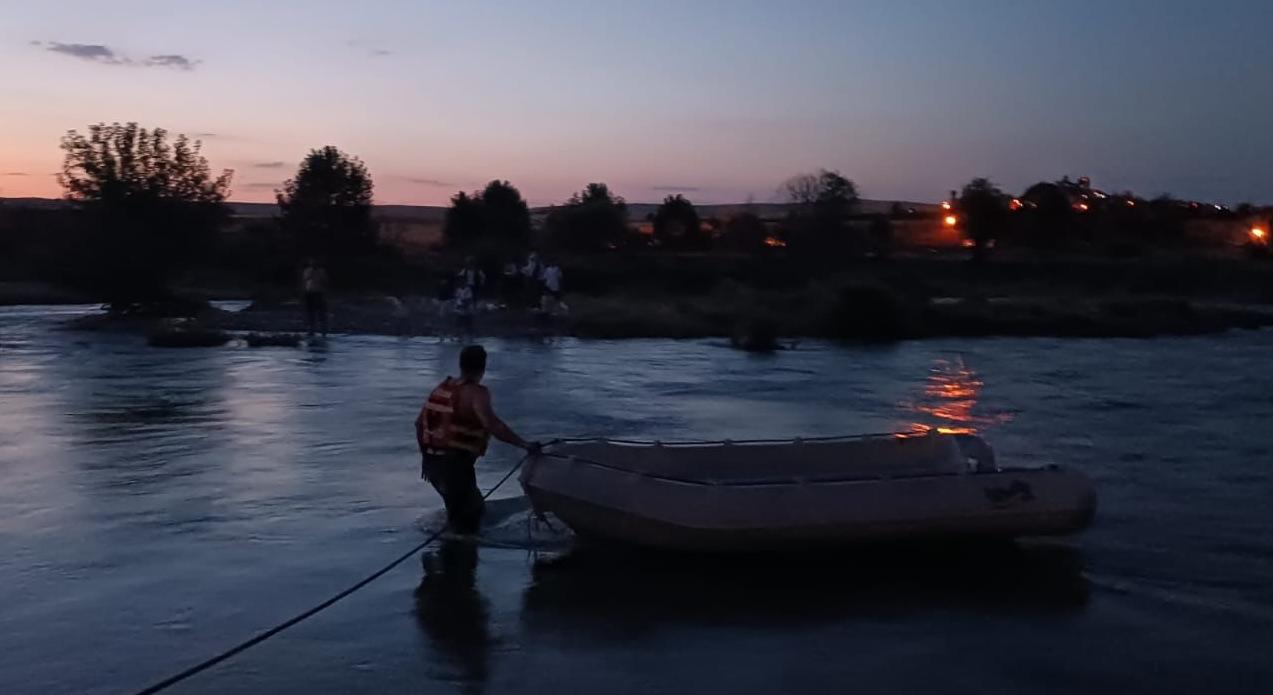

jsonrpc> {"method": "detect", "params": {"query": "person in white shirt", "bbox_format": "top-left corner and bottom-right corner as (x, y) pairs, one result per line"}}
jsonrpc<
(456, 258), (485, 303)
(521, 252), (541, 280)
(542, 263), (562, 297)
(539, 261), (565, 314)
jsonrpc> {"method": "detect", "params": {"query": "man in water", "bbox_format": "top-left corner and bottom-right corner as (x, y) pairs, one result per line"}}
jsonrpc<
(415, 345), (538, 533)
(300, 258), (329, 336)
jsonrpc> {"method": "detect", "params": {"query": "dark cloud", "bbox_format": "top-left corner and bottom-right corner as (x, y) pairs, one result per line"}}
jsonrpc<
(35, 41), (199, 70)
(347, 39), (394, 57)
(39, 42), (124, 65)
(652, 185), (704, 192)
(4, 172), (29, 176)
(143, 54), (198, 70)
(252, 161), (286, 169)
(403, 176), (457, 187)
(242, 182), (280, 190)
(191, 132), (219, 138)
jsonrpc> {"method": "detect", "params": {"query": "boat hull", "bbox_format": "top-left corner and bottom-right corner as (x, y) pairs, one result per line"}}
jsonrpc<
(522, 450), (1096, 552)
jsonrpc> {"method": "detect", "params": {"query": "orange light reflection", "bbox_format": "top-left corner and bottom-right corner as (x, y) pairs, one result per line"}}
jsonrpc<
(899, 357), (1013, 436)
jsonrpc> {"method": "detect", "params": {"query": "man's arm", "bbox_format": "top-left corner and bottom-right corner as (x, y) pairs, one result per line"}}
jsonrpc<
(472, 387), (531, 450)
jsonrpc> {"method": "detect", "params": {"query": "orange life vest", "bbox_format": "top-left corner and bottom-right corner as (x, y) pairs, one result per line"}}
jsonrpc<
(420, 377), (490, 456)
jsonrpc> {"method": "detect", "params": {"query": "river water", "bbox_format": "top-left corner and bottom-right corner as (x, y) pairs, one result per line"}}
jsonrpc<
(1, 305), (1271, 694)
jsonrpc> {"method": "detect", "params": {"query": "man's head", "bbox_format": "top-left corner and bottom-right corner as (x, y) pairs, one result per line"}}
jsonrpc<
(459, 345), (487, 380)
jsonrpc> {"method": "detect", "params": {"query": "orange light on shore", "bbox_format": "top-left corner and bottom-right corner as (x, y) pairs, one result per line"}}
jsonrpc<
(1252, 227), (1268, 242)
(1009, 198), (1023, 211)
(943, 214), (958, 227)
(940, 201), (952, 211)
(1075, 202), (1090, 212)
(763, 236), (787, 248)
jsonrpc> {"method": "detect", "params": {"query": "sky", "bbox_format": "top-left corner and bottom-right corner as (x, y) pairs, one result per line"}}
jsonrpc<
(2, 0), (1272, 206)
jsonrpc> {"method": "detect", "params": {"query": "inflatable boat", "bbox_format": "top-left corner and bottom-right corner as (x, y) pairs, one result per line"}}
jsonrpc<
(520, 433), (1096, 552)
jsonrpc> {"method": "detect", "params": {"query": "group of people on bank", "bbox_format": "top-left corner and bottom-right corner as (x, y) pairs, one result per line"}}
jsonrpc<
(296, 253), (567, 335)
(451, 252), (565, 317)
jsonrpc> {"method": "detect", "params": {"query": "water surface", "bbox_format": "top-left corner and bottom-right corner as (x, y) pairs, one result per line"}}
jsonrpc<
(1, 306), (1271, 694)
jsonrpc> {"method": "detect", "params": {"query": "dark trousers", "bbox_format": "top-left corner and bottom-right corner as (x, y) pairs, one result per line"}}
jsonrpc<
(304, 291), (327, 334)
(422, 450), (484, 533)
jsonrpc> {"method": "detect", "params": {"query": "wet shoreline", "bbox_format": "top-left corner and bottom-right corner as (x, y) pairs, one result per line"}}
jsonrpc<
(58, 294), (1273, 342)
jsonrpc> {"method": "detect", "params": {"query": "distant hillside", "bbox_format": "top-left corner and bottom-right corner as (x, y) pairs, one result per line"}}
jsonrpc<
(3, 197), (938, 221)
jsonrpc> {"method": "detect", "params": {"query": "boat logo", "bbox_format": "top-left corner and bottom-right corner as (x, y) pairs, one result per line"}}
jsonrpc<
(984, 480), (1035, 508)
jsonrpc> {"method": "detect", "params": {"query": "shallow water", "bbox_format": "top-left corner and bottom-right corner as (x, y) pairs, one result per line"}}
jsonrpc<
(1, 305), (1271, 694)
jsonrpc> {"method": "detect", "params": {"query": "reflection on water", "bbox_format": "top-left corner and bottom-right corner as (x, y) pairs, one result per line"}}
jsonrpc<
(902, 356), (1013, 435)
(415, 541), (491, 695)
(521, 542), (1090, 641)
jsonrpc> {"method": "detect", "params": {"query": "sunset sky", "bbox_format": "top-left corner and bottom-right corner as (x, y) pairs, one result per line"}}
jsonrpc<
(2, 0), (1271, 206)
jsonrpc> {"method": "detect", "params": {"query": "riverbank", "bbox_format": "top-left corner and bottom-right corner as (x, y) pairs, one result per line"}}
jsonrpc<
(61, 292), (1273, 341)
(0, 281), (95, 306)
(27, 253), (1273, 341)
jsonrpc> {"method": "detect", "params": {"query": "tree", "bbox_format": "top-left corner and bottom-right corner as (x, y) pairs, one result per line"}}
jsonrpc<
(958, 178), (1008, 261)
(58, 122), (232, 307)
(1021, 181), (1073, 244)
(442, 179), (531, 250)
(544, 182), (629, 252)
(868, 215), (893, 258)
(780, 169), (861, 254)
(443, 191), (481, 247)
(277, 146), (377, 266)
(718, 211), (769, 252)
(651, 194), (707, 250)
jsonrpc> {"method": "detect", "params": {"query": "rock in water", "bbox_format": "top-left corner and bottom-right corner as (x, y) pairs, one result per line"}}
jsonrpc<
(731, 318), (780, 353)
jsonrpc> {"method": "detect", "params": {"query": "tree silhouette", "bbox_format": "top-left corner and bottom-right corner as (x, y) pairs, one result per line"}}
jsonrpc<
(58, 122), (232, 307)
(718, 211), (769, 253)
(781, 169), (860, 253)
(958, 177), (1008, 261)
(544, 182), (629, 252)
(1022, 181), (1073, 243)
(652, 194), (706, 250)
(277, 146), (377, 265)
(443, 180), (531, 250)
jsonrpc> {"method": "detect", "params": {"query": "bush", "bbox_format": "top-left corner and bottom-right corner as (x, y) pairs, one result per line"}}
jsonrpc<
(58, 122), (232, 306)
(277, 146), (378, 279)
(652, 194), (707, 250)
(443, 180), (532, 251)
(825, 284), (914, 341)
(544, 183), (629, 252)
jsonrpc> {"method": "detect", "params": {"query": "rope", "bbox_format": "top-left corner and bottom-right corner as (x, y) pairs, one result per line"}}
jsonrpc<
(129, 451), (533, 695)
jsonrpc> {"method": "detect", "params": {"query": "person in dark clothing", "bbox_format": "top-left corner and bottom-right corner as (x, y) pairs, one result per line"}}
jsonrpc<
(300, 258), (329, 336)
(415, 345), (537, 533)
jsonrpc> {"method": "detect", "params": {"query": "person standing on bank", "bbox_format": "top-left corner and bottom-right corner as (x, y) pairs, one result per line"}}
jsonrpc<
(415, 345), (539, 533)
(301, 258), (329, 336)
